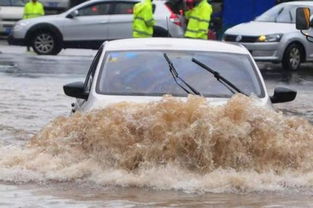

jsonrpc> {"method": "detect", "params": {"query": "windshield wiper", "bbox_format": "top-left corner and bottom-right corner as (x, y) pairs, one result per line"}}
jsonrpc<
(163, 53), (201, 96)
(191, 58), (247, 96)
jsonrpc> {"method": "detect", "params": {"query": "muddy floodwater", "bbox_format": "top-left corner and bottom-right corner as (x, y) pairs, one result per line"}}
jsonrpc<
(1, 51), (313, 207)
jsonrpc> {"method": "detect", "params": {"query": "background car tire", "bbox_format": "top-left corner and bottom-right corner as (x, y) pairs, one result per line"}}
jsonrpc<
(282, 43), (304, 71)
(31, 30), (62, 55)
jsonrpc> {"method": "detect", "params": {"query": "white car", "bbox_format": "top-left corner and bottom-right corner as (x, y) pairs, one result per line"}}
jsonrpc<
(0, 0), (24, 36)
(63, 38), (296, 112)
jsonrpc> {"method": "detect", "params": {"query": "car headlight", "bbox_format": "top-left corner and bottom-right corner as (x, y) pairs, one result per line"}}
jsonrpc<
(257, 34), (283, 42)
(13, 21), (30, 31)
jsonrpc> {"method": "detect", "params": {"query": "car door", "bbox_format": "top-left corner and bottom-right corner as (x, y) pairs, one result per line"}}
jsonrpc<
(62, 1), (113, 42)
(107, 1), (138, 39)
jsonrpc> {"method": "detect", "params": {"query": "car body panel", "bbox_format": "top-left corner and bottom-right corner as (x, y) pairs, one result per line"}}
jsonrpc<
(61, 15), (110, 40)
(12, 14), (64, 38)
(107, 14), (132, 39)
(0, 5), (23, 35)
(103, 38), (250, 53)
(81, 95), (233, 112)
(226, 21), (296, 36)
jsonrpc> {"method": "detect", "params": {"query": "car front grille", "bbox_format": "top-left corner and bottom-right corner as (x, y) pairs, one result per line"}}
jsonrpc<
(224, 34), (259, 43)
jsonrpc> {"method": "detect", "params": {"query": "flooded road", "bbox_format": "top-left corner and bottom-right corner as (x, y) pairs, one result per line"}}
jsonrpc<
(1, 46), (313, 207)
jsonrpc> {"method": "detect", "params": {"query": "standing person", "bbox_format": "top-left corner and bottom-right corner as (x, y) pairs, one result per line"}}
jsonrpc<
(132, 0), (154, 38)
(23, 0), (45, 51)
(184, 0), (212, 39)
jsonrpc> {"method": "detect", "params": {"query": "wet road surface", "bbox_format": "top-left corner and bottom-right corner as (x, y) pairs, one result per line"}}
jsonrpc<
(1, 42), (313, 207)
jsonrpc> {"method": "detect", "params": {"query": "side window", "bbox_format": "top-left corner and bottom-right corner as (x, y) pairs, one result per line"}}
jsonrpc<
(276, 6), (295, 23)
(113, 2), (136, 14)
(78, 2), (112, 16)
(84, 46), (103, 92)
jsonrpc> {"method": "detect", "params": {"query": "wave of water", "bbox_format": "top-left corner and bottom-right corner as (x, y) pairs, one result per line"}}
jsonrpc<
(1, 95), (313, 193)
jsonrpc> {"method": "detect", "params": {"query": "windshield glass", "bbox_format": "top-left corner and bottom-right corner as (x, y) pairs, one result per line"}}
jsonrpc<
(255, 4), (297, 23)
(97, 51), (264, 98)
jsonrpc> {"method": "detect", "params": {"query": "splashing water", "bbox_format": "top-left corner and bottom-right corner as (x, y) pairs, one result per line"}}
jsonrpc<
(1, 94), (313, 193)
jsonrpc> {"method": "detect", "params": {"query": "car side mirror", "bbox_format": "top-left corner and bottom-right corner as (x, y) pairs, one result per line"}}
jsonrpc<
(63, 81), (89, 99)
(270, 87), (297, 104)
(67, 10), (79, 18)
(296, 7), (311, 30)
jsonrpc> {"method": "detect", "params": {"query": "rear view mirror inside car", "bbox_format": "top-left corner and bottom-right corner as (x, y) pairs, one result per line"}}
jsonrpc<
(296, 7), (311, 30)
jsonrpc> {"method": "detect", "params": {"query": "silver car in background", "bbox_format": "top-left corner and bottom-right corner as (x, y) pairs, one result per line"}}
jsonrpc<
(223, 1), (313, 70)
(8, 0), (185, 55)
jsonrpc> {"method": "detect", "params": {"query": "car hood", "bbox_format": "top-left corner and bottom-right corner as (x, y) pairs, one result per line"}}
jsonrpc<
(225, 21), (296, 36)
(81, 95), (270, 112)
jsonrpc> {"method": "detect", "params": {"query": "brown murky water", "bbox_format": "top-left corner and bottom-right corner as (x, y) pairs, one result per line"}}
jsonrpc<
(1, 55), (313, 207)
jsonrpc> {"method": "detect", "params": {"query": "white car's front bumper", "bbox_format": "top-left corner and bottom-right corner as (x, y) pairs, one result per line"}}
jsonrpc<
(225, 41), (282, 62)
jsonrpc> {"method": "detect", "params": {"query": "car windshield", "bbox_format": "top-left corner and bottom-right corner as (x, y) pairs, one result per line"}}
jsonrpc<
(0, 0), (25, 6)
(255, 4), (297, 23)
(97, 51), (264, 98)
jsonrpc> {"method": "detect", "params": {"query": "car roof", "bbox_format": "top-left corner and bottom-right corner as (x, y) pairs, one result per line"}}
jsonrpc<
(104, 38), (250, 54)
(281, 1), (313, 6)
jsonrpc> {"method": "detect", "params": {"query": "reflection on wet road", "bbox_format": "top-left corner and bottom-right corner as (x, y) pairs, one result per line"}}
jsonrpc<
(260, 62), (313, 122)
